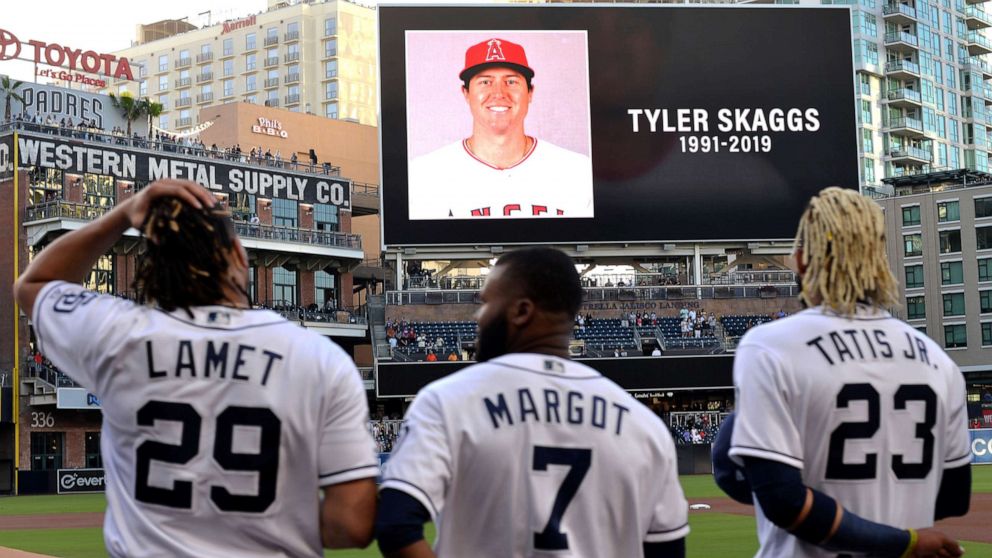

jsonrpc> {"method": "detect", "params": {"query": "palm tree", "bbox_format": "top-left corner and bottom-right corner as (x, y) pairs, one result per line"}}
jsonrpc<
(141, 98), (164, 139)
(1, 76), (25, 121)
(108, 91), (143, 137)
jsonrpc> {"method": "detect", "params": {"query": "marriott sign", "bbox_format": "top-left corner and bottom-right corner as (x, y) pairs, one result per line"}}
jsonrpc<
(0, 28), (134, 81)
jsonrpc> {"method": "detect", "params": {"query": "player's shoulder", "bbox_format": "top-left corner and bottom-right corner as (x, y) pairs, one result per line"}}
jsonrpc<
(533, 138), (590, 164)
(410, 140), (467, 168)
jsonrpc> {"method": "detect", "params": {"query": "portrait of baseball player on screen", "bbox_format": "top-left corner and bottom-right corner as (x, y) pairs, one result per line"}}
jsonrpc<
(406, 32), (594, 220)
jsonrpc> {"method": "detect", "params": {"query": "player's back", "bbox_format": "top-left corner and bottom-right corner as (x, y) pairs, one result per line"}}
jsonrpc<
(34, 282), (375, 558)
(384, 353), (687, 558)
(735, 306), (970, 556)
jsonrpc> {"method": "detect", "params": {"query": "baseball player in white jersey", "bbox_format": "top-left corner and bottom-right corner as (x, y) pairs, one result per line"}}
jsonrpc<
(407, 38), (594, 220)
(375, 248), (688, 558)
(716, 187), (971, 557)
(14, 180), (379, 557)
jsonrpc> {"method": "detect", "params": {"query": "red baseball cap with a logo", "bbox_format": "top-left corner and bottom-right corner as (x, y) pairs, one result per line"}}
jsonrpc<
(459, 38), (535, 82)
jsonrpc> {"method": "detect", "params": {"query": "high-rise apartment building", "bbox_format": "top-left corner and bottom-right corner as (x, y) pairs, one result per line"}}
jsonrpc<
(108, 0), (377, 131)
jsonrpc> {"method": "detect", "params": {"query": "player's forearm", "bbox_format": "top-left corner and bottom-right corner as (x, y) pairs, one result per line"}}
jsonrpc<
(744, 458), (911, 556)
(14, 202), (131, 309)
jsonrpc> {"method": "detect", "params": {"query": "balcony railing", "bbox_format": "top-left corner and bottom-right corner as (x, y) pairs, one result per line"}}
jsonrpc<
(196, 93), (214, 103)
(265, 98), (280, 107)
(196, 52), (213, 63)
(967, 6), (992, 27)
(175, 96), (192, 107)
(285, 94), (300, 105)
(285, 73), (300, 84)
(889, 146), (934, 161)
(885, 60), (920, 75)
(386, 284), (801, 305)
(177, 117), (193, 127)
(887, 116), (925, 131)
(175, 77), (192, 88)
(285, 31), (300, 41)
(196, 72), (213, 83)
(967, 31), (992, 52)
(284, 52), (300, 63)
(886, 88), (922, 103)
(883, 3), (917, 19)
(175, 58), (192, 69)
(1, 120), (346, 177)
(264, 35), (279, 46)
(22, 201), (361, 250)
(265, 56), (279, 67)
(264, 77), (279, 88)
(884, 31), (919, 46)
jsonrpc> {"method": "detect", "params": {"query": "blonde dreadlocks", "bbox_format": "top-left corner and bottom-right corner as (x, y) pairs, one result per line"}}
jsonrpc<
(794, 187), (899, 316)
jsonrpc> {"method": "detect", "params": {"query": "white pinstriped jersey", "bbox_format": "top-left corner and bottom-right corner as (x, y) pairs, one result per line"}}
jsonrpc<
(33, 281), (378, 558)
(381, 353), (688, 558)
(729, 305), (971, 558)
(408, 139), (594, 219)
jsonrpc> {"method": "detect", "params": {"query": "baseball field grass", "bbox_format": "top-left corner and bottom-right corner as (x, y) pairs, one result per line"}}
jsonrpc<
(1, 467), (989, 557)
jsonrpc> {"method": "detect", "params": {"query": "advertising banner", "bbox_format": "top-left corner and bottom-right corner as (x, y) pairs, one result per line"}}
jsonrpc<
(57, 468), (106, 494)
(1, 77), (145, 135)
(379, 5), (858, 246)
(972, 429), (992, 465)
(56, 387), (101, 410)
(12, 131), (351, 207)
(0, 131), (12, 181)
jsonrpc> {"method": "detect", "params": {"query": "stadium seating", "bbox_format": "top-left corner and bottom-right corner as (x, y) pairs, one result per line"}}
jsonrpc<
(720, 314), (773, 337)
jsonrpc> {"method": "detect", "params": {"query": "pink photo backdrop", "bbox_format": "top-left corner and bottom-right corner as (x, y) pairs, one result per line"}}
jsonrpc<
(405, 30), (592, 159)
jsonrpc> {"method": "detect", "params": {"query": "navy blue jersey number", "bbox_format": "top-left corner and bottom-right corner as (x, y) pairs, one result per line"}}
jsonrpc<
(532, 446), (592, 551)
(826, 384), (936, 480)
(135, 401), (282, 512)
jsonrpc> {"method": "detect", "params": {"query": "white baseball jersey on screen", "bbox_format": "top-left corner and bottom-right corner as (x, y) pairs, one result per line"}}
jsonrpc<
(381, 353), (688, 558)
(33, 281), (378, 558)
(729, 305), (971, 558)
(408, 138), (594, 219)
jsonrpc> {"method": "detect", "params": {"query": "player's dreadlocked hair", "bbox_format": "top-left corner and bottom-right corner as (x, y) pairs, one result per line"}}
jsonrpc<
(133, 196), (247, 314)
(794, 187), (899, 316)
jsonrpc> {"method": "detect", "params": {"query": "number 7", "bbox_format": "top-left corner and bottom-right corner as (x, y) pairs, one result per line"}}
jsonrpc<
(532, 446), (592, 551)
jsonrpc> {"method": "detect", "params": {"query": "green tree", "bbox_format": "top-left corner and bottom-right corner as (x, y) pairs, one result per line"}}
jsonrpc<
(1, 76), (25, 121)
(108, 91), (143, 137)
(141, 98), (164, 139)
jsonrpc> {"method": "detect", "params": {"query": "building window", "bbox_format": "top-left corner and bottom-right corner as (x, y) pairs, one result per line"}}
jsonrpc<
(325, 59), (338, 79)
(246, 33), (256, 50)
(981, 258), (992, 282)
(272, 266), (298, 307)
(315, 203), (339, 231)
(223, 59), (234, 77)
(246, 75), (257, 92)
(316, 270), (336, 309)
(139, 80), (147, 96)
(902, 205), (921, 226)
(246, 53), (257, 71)
(977, 197), (992, 219)
(179, 49), (190, 64)
(273, 198), (298, 228)
(904, 233), (923, 257)
(30, 432), (64, 471)
(85, 432), (102, 468)
(983, 322), (992, 346)
(223, 79), (234, 97)
(266, 27), (278, 41)
(942, 292), (965, 317)
(981, 290), (992, 314)
(158, 54), (168, 72)
(84, 254), (115, 294)
(907, 295), (926, 320)
(159, 115), (169, 129)
(325, 80), (338, 100)
(325, 102), (338, 119)
(937, 200), (959, 222)
(940, 261), (964, 286)
(325, 17), (336, 36)
(223, 38), (233, 56)
(944, 324), (967, 348)
(860, 99), (872, 125)
(938, 230), (961, 254)
(325, 38), (337, 58)
(158, 75), (168, 91)
(905, 265), (924, 289)
(28, 167), (64, 205)
(978, 226), (992, 250)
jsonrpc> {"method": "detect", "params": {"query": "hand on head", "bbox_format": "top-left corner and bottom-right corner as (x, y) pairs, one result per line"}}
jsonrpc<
(123, 179), (218, 229)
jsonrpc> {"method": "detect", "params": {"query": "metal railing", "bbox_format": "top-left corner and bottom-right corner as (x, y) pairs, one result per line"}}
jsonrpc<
(887, 116), (924, 132)
(196, 52), (213, 63)
(260, 301), (367, 325)
(23, 360), (80, 389)
(0, 121), (345, 178)
(885, 60), (920, 75)
(882, 3), (917, 18)
(25, 201), (112, 222)
(889, 146), (933, 161)
(884, 31), (919, 46)
(386, 284), (800, 305)
(886, 88), (922, 103)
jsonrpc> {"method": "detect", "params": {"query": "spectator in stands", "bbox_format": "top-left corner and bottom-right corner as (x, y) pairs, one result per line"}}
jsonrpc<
(613, 347), (621, 358)
(425, 350), (438, 362)
(389, 336), (398, 351)
(435, 335), (445, 350)
(651, 346), (662, 357)
(447, 351), (459, 361)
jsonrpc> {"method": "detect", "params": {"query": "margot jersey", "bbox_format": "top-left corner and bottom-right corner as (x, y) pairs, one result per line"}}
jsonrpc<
(407, 138), (594, 219)
(381, 353), (689, 558)
(33, 281), (378, 558)
(729, 305), (971, 558)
